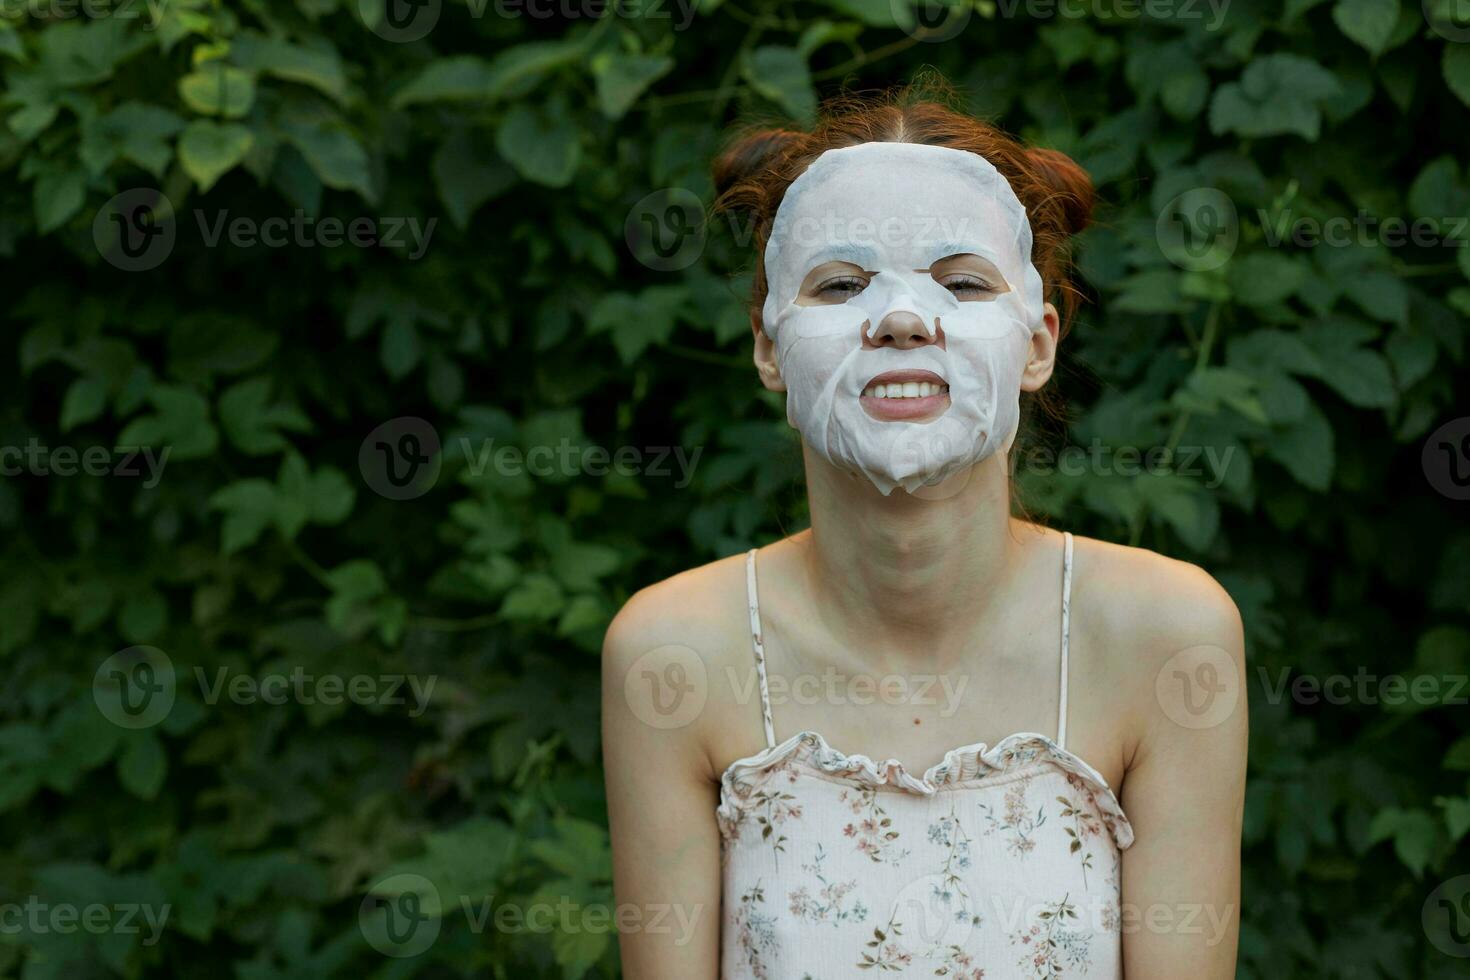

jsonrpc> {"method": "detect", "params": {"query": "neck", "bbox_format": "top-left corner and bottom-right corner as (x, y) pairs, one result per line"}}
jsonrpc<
(798, 446), (1023, 661)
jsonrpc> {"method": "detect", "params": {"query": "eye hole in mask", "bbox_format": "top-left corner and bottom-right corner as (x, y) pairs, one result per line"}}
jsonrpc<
(797, 254), (1013, 308)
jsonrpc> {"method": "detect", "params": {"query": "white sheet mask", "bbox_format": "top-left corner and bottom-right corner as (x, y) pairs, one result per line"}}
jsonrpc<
(761, 141), (1048, 495)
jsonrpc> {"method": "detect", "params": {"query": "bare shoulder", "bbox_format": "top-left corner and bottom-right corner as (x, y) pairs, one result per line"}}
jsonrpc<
(1066, 534), (1247, 769)
(603, 552), (750, 665)
(1069, 534), (1243, 660)
(601, 551), (766, 780)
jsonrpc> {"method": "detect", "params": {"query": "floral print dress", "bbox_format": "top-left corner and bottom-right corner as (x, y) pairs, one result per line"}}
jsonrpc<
(719, 534), (1134, 979)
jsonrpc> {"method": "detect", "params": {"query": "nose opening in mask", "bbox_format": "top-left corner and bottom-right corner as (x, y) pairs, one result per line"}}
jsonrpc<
(859, 273), (942, 340)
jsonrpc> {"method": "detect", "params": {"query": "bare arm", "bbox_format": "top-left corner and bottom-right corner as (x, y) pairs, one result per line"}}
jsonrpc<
(1119, 567), (1248, 978)
(602, 591), (723, 979)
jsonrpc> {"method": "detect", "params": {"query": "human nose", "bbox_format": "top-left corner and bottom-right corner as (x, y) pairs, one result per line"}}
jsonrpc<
(864, 309), (941, 350)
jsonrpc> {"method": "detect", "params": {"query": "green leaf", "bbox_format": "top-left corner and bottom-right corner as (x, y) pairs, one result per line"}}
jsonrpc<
(117, 733), (167, 800)
(593, 51), (674, 119)
(1366, 807), (1437, 876)
(1341, 269), (1409, 325)
(500, 573), (565, 621)
(279, 116), (373, 200)
(432, 131), (517, 230)
(495, 102), (581, 188)
(34, 168), (86, 234)
(60, 377), (107, 431)
(1268, 399), (1334, 490)
(178, 120), (254, 192)
(228, 32), (351, 105)
(209, 479), (278, 554)
(586, 286), (688, 363)
(118, 384), (219, 460)
(1209, 54), (1341, 139)
(1446, 44), (1470, 107)
(1227, 253), (1306, 307)
(741, 46), (817, 123)
(276, 453), (355, 537)
(390, 40), (586, 109)
(217, 378), (312, 455)
(178, 65), (257, 118)
(1445, 733), (1470, 771)
(1332, 0), (1401, 54)
(1442, 797), (1470, 842)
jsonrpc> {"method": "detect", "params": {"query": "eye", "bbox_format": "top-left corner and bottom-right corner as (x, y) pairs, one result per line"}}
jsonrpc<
(939, 274), (996, 298)
(816, 276), (868, 299)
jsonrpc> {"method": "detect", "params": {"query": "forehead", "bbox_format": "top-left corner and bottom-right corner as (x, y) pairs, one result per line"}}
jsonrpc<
(772, 153), (1021, 267)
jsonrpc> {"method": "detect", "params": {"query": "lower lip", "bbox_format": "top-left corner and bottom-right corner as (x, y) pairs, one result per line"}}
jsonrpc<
(860, 392), (951, 421)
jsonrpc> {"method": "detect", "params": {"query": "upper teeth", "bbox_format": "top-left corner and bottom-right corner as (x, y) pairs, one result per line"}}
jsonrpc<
(862, 381), (948, 399)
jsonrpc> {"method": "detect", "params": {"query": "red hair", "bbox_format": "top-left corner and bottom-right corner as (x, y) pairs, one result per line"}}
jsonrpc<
(710, 80), (1095, 341)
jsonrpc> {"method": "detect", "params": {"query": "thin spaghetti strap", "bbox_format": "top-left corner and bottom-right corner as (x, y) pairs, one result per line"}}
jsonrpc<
(745, 549), (777, 749)
(1057, 532), (1074, 750)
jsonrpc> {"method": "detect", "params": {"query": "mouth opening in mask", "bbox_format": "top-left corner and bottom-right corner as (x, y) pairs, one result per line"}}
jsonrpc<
(859, 369), (951, 423)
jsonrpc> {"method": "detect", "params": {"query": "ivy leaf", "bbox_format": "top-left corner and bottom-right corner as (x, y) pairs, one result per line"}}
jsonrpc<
(1267, 399), (1334, 491)
(118, 384), (219, 460)
(1446, 44), (1470, 107)
(1209, 54), (1341, 139)
(275, 453), (356, 539)
(432, 131), (517, 230)
(495, 101), (581, 188)
(741, 46), (817, 123)
(500, 573), (565, 621)
(586, 286), (688, 363)
(178, 64), (257, 118)
(390, 40), (586, 109)
(209, 479), (278, 554)
(1332, 0), (1400, 55)
(217, 377), (313, 455)
(278, 115), (374, 201)
(1366, 807), (1437, 877)
(60, 377), (107, 432)
(229, 31), (351, 105)
(34, 168), (86, 234)
(117, 732), (167, 800)
(178, 120), (254, 192)
(592, 51), (674, 119)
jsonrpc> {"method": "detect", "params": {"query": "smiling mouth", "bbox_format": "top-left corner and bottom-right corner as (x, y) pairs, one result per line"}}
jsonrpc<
(859, 370), (951, 422)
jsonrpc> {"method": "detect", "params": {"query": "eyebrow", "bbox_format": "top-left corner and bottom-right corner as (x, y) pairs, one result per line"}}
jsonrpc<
(924, 241), (1002, 265)
(808, 242), (879, 267)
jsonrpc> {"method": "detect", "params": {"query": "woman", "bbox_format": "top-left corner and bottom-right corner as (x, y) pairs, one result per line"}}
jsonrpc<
(602, 88), (1246, 979)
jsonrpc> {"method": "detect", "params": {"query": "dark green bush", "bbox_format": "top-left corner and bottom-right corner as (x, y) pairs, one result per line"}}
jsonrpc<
(0, 0), (1468, 976)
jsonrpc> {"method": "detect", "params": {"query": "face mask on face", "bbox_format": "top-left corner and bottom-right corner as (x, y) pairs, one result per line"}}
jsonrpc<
(761, 141), (1047, 496)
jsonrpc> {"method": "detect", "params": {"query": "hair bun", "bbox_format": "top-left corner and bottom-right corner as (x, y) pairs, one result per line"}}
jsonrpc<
(1025, 147), (1094, 237)
(711, 128), (802, 202)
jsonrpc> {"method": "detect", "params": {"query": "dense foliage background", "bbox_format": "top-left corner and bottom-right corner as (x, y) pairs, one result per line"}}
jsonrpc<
(1, 0), (1468, 976)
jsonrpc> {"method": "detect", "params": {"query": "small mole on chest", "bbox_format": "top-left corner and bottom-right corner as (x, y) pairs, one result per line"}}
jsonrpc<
(913, 718), (921, 726)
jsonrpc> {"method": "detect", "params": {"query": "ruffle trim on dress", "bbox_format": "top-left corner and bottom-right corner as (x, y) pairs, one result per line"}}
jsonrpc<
(716, 729), (1134, 849)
